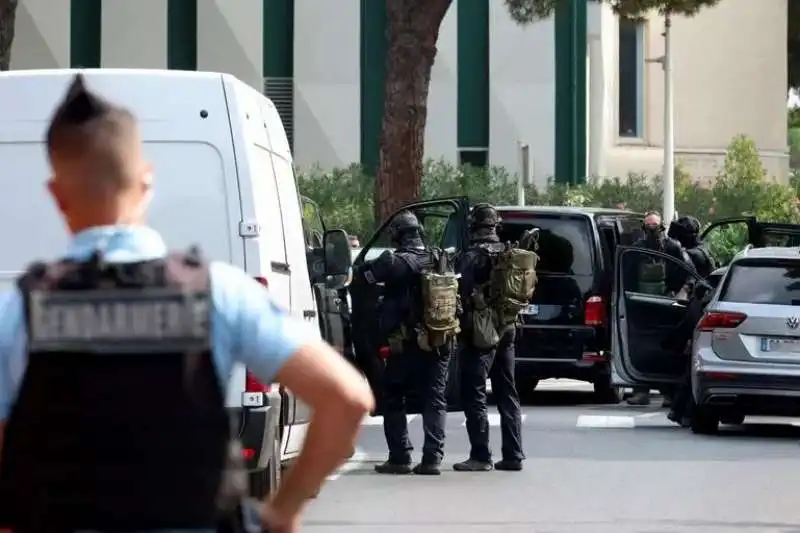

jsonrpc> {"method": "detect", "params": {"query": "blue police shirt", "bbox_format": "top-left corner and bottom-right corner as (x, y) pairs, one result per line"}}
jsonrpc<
(0, 225), (318, 533)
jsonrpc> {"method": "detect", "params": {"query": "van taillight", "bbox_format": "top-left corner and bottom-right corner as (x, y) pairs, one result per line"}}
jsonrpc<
(697, 311), (747, 331)
(245, 371), (271, 393)
(584, 296), (605, 326)
(254, 276), (268, 288)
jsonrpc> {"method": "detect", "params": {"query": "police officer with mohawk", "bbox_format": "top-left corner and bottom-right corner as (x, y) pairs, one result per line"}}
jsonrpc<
(0, 73), (373, 533)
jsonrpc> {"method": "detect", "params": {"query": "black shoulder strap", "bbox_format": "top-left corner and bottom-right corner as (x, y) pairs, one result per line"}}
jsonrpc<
(165, 246), (210, 292)
(394, 251), (420, 275)
(16, 259), (76, 293)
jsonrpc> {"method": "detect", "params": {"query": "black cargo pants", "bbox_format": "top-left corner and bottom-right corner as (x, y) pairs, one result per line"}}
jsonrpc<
(382, 340), (450, 465)
(459, 327), (524, 462)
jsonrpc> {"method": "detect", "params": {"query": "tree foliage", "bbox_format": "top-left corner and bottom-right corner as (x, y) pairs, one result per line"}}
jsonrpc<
(300, 135), (798, 264)
(503, 0), (721, 24)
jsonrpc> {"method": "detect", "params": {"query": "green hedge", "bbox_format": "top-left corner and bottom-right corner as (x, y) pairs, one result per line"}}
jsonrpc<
(299, 135), (800, 266)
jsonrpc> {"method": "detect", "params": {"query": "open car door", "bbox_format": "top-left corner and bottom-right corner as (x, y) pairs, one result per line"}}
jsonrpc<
(300, 196), (349, 356)
(611, 246), (710, 388)
(701, 217), (800, 267)
(349, 197), (470, 415)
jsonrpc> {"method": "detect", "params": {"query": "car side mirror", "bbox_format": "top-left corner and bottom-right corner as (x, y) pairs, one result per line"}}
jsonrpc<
(323, 229), (353, 277)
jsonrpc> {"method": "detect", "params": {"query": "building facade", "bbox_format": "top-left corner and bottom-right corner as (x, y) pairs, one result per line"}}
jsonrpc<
(11, 0), (789, 186)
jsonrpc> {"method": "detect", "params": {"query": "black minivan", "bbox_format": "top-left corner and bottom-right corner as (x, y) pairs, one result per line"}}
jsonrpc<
(496, 206), (644, 403)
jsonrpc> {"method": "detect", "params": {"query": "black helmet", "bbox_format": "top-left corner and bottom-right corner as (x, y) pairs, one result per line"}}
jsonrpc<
(469, 203), (501, 228)
(675, 215), (700, 235)
(668, 215), (701, 247)
(668, 215), (700, 239)
(388, 210), (421, 239)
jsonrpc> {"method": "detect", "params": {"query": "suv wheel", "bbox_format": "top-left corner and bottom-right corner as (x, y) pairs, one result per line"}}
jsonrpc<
(592, 374), (622, 404)
(691, 406), (720, 435)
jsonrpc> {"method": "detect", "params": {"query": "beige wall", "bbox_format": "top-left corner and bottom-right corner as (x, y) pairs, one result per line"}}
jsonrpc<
(293, 0), (361, 169)
(606, 0), (789, 182)
(102, 0), (167, 68)
(197, 0), (263, 90)
(10, 0), (70, 69)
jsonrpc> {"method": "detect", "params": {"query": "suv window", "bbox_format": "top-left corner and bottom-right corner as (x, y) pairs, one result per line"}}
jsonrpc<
(720, 260), (800, 304)
(498, 216), (594, 275)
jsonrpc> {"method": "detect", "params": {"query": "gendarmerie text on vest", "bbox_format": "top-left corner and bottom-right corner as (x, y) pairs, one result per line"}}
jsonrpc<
(28, 289), (210, 344)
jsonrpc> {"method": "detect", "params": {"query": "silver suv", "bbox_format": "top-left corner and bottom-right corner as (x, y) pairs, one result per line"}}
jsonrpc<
(691, 247), (800, 433)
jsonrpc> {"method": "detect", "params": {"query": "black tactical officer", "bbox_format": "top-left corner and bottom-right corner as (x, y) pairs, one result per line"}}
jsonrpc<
(453, 204), (524, 472)
(666, 215), (717, 426)
(359, 211), (451, 476)
(668, 215), (717, 278)
(628, 211), (692, 407)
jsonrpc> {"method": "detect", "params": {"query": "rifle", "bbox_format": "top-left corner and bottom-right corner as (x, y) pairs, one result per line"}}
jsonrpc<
(518, 228), (540, 253)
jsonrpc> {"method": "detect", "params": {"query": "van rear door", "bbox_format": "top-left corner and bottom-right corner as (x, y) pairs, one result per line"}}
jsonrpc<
(497, 212), (600, 362)
(0, 70), (246, 404)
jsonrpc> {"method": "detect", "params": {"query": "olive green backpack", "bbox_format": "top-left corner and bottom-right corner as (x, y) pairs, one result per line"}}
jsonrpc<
(419, 248), (461, 350)
(471, 229), (540, 348)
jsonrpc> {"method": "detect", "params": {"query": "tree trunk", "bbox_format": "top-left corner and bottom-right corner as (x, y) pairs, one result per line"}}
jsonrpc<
(0, 0), (17, 71)
(375, 0), (452, 225)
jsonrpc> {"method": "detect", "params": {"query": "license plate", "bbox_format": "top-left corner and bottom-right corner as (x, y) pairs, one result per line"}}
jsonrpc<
(760, 337), (800, 353)
(242, 392), (264, 407)
(519, 304), (539, 316)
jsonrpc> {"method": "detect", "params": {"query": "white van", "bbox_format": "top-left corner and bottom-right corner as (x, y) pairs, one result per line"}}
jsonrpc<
(0, 68), (350, 497)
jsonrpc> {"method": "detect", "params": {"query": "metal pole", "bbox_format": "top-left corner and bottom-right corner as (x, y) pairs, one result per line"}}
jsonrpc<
(517, 142), (529, 206)
(662, 13), (675, 224)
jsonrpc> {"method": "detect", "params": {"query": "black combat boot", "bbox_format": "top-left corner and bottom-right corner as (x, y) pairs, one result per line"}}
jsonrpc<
(453, 458), (493, 472)
(412, 462), (441, 476)
(374, 461), (412, 475)
(494, 459), (523, 471)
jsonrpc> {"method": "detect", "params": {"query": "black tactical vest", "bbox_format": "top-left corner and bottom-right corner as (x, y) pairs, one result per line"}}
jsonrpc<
(0, 249), (247, 532)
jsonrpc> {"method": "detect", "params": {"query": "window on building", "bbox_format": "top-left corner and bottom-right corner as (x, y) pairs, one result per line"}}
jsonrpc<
(618, 17), (644, 138)
(458, 148), (488, 168)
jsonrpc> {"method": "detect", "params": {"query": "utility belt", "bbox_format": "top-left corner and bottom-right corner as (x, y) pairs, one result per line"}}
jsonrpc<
(386, 322), (447, 355)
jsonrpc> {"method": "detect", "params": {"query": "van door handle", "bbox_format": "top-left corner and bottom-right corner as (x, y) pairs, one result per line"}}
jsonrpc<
(303, 309), (316, 318)
(271, 262), (291, 274)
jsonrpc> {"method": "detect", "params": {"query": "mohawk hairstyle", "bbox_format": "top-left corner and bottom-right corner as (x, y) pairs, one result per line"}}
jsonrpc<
(45, 73), (137, 159)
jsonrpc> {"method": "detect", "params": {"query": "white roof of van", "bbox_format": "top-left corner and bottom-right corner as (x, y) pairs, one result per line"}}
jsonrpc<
(0, 68), (233, 82)
(0, 68), (250, 124)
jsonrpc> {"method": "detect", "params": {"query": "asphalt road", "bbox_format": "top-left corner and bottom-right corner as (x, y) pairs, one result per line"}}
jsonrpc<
(304, 380), (800, 533)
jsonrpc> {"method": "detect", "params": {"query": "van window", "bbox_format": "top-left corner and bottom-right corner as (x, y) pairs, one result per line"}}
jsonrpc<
(0, 141), (232, 288)
(498, 217), (594, 276)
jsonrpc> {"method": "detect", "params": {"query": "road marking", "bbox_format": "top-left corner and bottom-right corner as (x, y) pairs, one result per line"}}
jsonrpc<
(361, 414), (417, 426)
(326, 449), (368, 481)
(576, 414), (636, 428)
(459, 413), (528, 427)
(536, 379), (593, 391)
(635, 411), (663, 419)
